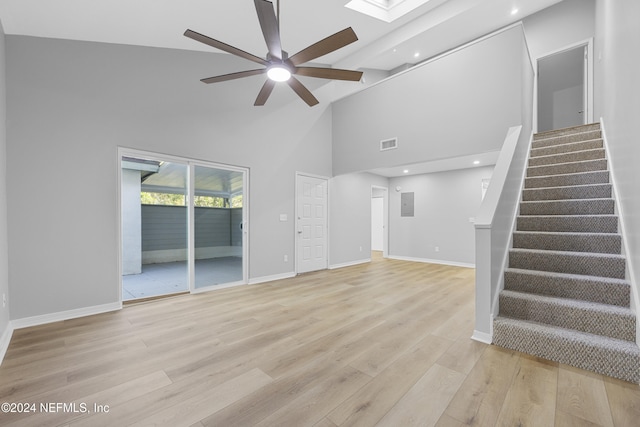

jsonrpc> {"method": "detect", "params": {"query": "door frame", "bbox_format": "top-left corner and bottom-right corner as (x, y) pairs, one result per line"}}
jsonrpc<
(534, 38), (594, 133)
(117, 147), (250, 302)
(294, 172), (330, 274)
(371, 185), (389, 258)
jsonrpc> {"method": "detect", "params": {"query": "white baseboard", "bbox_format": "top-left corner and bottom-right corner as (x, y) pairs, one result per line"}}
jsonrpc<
(387, 255), (475, 269)
(11, 302), (122, 330)
(471, 330), (492, 344)
(248, 272), (296, 285)
(329, 258), (371, 270)
(0, 322), (14, 366)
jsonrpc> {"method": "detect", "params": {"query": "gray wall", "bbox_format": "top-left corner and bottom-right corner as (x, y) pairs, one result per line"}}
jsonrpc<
(6, 36), (332, 320)
(331, 25), (525, 176)
(595, 0), (640, 313)
(329, 172), (389, 266)
(0, 21), (9, 341)
(389, 166), (494, 266)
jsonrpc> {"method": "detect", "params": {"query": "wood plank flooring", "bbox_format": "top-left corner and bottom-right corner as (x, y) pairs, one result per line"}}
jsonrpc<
(1, 253), (638, 426)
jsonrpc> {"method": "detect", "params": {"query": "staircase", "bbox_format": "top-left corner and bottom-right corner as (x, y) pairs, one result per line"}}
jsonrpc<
(493, 122), (640, 383)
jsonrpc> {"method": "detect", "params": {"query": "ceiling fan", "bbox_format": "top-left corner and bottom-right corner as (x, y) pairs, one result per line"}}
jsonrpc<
(184, 0), (364, 107)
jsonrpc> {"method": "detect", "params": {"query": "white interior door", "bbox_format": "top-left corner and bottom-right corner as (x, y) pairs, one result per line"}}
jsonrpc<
(296, 174), (328, 274)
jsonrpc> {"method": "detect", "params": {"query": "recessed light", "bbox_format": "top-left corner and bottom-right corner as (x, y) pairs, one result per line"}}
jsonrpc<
(511, 8), (519, 15)
(393, 48), (397, 53)
(413, 52), (420, 58)
(403, 169), (409, 174)
(473, 160), (480, 165)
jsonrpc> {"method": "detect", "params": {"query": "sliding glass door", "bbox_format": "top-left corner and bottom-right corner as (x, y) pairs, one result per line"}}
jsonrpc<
(120, 150), (248, 301)
(192, 164), (245, 291)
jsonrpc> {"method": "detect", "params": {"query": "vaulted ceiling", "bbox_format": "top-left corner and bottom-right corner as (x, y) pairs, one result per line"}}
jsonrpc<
(0, 0), (562, 72)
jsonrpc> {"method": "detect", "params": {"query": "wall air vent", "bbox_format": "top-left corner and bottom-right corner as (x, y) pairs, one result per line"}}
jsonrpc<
(380, 137), (398, 151)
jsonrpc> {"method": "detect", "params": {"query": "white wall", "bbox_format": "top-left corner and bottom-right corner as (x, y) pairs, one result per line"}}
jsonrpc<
(331, 25), (526, 176)
(0, 21), (10, 351)
(595, 0), (640, 318)
(329, 172), (389, 267)
(6, 36), (333, 320)
(389, 166), (493, 266)
(522, 0), (596, 60)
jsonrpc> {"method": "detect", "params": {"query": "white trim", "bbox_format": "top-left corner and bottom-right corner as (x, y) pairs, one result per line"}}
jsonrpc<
(248, 272), (296, 285)
(600, 118), (640, 343)
(0, 323), (14, 365)
(534, 38), (594, 133)
(329, 258), (371, 270)
(387, 255), (474, 269)
(11, 302), (122, 330)
(471, 329), (492, 344)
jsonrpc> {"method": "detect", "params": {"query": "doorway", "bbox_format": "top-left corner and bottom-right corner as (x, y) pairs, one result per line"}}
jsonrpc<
(536, 39), (593, 132)
(371, 186), (388, 258)
(119, 149), (248, 301)
(295, 173), (328, 274)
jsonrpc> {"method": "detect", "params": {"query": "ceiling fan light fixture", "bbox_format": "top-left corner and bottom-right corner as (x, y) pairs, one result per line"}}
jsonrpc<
(267, 65), (292, 82)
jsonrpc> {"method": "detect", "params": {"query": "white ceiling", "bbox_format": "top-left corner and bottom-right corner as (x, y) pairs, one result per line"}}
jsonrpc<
(0, 0), (563, 71)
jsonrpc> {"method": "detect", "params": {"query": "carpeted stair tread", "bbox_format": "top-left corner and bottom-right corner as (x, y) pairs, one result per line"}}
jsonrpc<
(519, 198), (615, 216)
(509, 248), (626, 279)
(493, 316), (640, 383)
(527, 158), (607, 177)
(512, 231), (621, 254)
(534, 123), (601, 140)
(531, 138), (603, 158)
(525, 170), (609, 189)
(522, 183), (611, 201)
(504, 268), (630, 307)
(499, 290), (635, 341)
(533, 126), (601, 145)
(517, 214), (618, 233)
(528, 148), (605, 167)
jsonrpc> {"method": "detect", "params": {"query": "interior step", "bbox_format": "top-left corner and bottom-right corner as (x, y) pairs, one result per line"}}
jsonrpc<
(517, 214), (618, 233)
(493, 316), (640, 383)
(533, 123), (601, 142)
(512, 231), (621, 254)
(525, 170), (609, 189)
(527, 158), (607, 177)
(531, 138), (603, 158)
(499, 290), (635, 341)
(529, 148), (605, 167)
(504, 268), (630, 307)
(519, 199), (615, 216)
(522, 183), (611, 201)
(509, 248), (626, 279)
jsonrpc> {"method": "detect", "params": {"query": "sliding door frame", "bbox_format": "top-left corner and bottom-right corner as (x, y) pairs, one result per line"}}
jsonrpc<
(117, 147), (249, 302)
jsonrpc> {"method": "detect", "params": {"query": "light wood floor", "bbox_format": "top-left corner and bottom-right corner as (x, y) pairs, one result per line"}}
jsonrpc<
(1, 254), (639, 426)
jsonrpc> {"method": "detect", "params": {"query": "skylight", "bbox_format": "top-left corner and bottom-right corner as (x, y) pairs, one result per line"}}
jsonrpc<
(345, 0), (434, 23)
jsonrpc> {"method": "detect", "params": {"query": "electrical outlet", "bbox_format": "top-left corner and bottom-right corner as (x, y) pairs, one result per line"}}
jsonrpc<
(284, 255), (288, 262)
(2, 293), (6, 308)
(359, 246), (362, 252)
(435, 246), (440, 252)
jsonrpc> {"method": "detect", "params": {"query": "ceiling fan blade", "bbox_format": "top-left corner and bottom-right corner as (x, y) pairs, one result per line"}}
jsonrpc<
(254, 0), (282, 60)
(294, 67), (363, 82)
(255, 79), (277, 106)
(201, 69), (267, 84)
(288, 27), (359, 66)
(184, 29), (268, 66)
(287, 76), (319, 107)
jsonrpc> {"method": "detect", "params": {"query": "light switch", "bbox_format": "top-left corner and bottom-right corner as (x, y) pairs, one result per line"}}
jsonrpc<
(280, 214), (288, 222)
